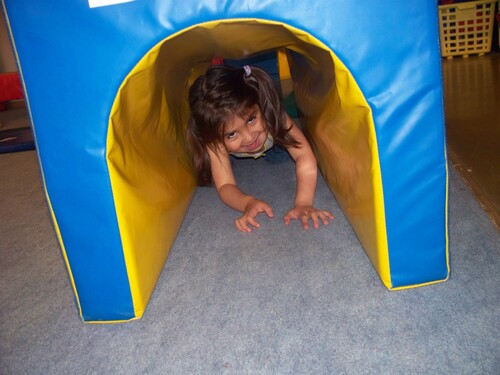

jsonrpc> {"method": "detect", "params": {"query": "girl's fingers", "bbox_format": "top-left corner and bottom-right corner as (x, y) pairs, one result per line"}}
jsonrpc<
(238, 206), (333, 232)
(311, 212), (320, 229)
(286, 208), (334, 229)
(319, 211), (334, 225)
(321, 215), (329, 225)
(235, 213), (264, 233)
(247, 215), (260, 228)
(235, 218), (252, 233)
(301, 214), (310, 230)
(263, 206), (274, 218)
(251, 203), (274, 219)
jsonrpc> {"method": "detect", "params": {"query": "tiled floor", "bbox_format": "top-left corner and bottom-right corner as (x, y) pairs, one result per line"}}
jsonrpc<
(1, 52), (499, 229)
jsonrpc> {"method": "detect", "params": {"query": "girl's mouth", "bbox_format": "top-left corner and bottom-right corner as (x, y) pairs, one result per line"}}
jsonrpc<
(245, 137), (263, 152)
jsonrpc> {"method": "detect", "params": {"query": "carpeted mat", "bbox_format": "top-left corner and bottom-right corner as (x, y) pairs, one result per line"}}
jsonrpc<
(1, 151), (498, 374)
(0, 127), (35, 153)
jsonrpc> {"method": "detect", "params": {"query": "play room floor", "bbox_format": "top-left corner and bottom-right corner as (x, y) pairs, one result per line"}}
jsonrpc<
(0, 52), (499, 229)
(0, 104), (30, 131)
(442, 51), (500, 229)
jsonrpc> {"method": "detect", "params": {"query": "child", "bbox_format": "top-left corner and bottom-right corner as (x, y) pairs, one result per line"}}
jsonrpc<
(187, 64), (333, 233)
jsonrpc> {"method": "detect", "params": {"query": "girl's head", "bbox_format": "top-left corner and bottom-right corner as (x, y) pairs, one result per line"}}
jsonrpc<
(187, 64), (299, 185)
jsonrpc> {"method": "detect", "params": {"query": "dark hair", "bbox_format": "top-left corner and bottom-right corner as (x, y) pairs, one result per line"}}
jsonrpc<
(187, 65), (300, 186)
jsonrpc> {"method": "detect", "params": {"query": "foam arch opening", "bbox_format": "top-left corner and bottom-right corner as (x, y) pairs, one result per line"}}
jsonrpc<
(106, 19), (389, 316)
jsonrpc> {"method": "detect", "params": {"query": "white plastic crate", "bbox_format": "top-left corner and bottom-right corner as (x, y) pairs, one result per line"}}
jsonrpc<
(438, 0), (497, 58)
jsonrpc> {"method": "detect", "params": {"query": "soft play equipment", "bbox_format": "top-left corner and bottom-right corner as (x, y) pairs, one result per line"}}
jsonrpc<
(2, 0), (450, 322)
(0, 72), (23, 104)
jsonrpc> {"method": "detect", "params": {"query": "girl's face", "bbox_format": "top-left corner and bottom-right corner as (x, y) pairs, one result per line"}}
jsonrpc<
(223, 105), (268, 154)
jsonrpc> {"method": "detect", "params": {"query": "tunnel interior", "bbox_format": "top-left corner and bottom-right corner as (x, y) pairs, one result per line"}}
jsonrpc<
(105, 19), (384, 308)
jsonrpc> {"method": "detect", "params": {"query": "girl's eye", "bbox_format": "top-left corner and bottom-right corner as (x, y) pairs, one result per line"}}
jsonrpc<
(247, 116), (256, 125)
(226, 132), (237, 140)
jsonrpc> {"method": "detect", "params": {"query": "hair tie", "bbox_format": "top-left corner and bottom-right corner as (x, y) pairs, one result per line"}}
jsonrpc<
(243, 65), (251, 77)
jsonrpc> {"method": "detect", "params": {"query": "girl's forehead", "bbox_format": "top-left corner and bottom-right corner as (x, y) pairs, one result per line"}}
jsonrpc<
(223, 114), (244, 131)
(224, 105), (260, 129)
(230, 104), (259, 121)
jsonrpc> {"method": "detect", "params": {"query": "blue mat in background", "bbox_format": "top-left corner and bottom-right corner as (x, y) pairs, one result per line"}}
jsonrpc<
(0, 127), (35, 154)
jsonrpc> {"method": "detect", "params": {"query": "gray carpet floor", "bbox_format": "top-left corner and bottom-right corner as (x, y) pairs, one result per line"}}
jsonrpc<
(1, 150), (499, 374)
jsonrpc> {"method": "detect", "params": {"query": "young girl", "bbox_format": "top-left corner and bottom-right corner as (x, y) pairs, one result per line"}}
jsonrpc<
(187, 64), (333, 233)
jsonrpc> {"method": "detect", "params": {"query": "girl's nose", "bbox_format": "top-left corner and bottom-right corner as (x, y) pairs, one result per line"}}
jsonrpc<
(242, 130), (253, 144)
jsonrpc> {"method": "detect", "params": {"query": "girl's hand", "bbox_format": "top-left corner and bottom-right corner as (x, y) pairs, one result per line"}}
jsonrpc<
(235, 198), (274, 233)
(284, 205), (334, 230)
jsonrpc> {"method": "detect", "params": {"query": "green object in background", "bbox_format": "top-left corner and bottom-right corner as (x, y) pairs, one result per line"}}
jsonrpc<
(283, 91), (299, 118)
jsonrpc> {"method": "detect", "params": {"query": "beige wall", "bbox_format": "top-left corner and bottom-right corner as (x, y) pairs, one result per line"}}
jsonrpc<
(0, 13), (17, 72)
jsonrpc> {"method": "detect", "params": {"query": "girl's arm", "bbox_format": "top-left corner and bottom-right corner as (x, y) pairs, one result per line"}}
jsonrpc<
(208, 145), (274, 233)
(285, 116), (334, 229)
